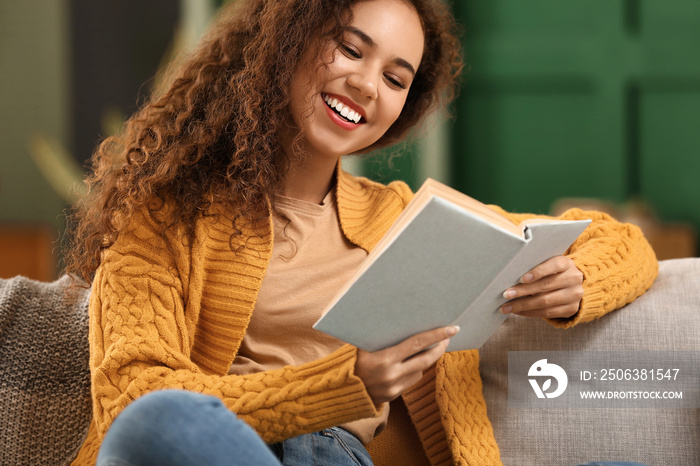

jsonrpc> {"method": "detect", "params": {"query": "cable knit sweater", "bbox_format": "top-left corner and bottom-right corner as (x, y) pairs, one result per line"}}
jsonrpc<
(72, 168), (658, 465)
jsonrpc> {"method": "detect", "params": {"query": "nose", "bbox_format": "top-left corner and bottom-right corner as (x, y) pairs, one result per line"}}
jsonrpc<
(347, 70), (378, 100)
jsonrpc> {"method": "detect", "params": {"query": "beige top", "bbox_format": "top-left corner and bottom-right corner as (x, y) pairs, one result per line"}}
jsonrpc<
(230, 189), (388, 444)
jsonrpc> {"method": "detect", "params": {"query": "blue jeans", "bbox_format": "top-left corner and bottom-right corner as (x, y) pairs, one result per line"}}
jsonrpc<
(269, 427), (372, 466)
(95, 390), (647, 466)
(96, 390), (373, 466)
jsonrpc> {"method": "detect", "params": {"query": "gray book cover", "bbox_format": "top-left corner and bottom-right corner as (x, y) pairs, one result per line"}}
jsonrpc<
(314, 196), (590, 352)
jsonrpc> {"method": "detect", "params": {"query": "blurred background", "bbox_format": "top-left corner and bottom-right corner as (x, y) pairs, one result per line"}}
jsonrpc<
(1, 0), (698, 281)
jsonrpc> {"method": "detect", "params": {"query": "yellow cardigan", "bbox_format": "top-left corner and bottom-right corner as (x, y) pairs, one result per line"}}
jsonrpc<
(72, 168), (658, 465)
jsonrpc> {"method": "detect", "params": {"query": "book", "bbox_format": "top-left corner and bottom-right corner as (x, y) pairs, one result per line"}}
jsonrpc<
(313, 178), (591, 352)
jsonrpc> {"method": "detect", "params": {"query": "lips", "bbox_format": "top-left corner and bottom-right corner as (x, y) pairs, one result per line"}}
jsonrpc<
(322, 93), (365, 125)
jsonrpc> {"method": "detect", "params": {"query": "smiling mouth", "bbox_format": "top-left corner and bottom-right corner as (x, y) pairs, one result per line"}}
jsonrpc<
(322, 93), (363, 124)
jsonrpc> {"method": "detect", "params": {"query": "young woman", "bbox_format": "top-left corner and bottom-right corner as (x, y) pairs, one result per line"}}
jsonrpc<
(66, 0), (658, 464)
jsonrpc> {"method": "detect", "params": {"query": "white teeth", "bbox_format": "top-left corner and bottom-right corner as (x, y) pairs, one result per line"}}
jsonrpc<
(323, 93), (362, 124)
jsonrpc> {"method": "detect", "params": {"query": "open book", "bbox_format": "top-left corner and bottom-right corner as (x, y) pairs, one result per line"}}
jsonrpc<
(313, 178), (590, 352)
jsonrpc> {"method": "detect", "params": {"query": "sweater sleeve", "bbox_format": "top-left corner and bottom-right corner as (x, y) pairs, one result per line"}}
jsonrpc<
(487, 206), (659, 328)
(87, 208), (379, 445)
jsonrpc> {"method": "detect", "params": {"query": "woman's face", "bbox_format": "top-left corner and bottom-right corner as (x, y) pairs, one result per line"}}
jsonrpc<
(288, 0), (425, 161)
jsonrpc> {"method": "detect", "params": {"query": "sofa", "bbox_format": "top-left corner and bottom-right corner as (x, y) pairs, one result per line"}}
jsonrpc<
(478, 258), (699, 466)
(1, 258), (698, 465)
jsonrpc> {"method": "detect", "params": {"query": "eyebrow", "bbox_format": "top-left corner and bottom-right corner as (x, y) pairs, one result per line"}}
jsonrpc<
(344, 26), (417, 76)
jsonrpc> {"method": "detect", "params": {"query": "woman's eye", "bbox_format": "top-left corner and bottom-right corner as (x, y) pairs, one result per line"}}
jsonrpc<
(340, 43), (361, 59)
(385, 74), (407, 90)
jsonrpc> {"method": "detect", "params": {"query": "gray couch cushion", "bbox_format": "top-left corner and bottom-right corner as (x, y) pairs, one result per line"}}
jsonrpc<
(0, 275), (91, 466)
(480, 258), (700, 466)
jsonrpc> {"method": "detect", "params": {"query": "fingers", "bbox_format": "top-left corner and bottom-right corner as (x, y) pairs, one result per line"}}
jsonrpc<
(502, 287), (583, 318)
(393, 325), (459, 362)
(513, 303), (581, 319)
(517, 255), (579, 287)
(355, 326), (458, 405)
(400, 333), (450, 372)
(501, 256), (584, 319)
(504, 261), (583, 299)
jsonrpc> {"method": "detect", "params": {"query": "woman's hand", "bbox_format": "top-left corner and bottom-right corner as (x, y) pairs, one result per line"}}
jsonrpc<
(355, 326), (459, 406)
(500, 256), (584, 319)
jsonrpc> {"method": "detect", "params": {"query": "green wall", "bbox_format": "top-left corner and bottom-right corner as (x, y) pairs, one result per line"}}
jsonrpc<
(450, 0), (700, 233)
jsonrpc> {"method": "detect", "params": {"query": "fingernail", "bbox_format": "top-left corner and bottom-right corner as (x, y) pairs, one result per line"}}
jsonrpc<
(446, 326), (460, 337)
(520, 273), (534, 284)
(503, 289), (517, 299)
(500, 304), (512, 314)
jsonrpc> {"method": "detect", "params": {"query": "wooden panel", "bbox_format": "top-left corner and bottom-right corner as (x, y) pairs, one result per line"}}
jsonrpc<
(458, 0), (606, 34)
(640, 0), (700, 35)
(640, 86), (700, 232)
(454, 81), (625, 214)
(451, 0), (700, 253)
(451, 1), (628, 214)
(0, 224), (55, 281)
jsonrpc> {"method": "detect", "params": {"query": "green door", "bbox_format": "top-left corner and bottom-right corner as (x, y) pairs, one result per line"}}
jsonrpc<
(450, 0), (700, 236)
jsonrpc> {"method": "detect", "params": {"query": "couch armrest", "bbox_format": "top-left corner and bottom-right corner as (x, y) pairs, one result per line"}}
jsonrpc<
(0, 276), (91, 466)
(480, 258), (700, 466)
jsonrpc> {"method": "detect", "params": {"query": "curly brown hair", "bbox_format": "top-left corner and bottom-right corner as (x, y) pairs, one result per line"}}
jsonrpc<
(64, 0), (463, 284)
